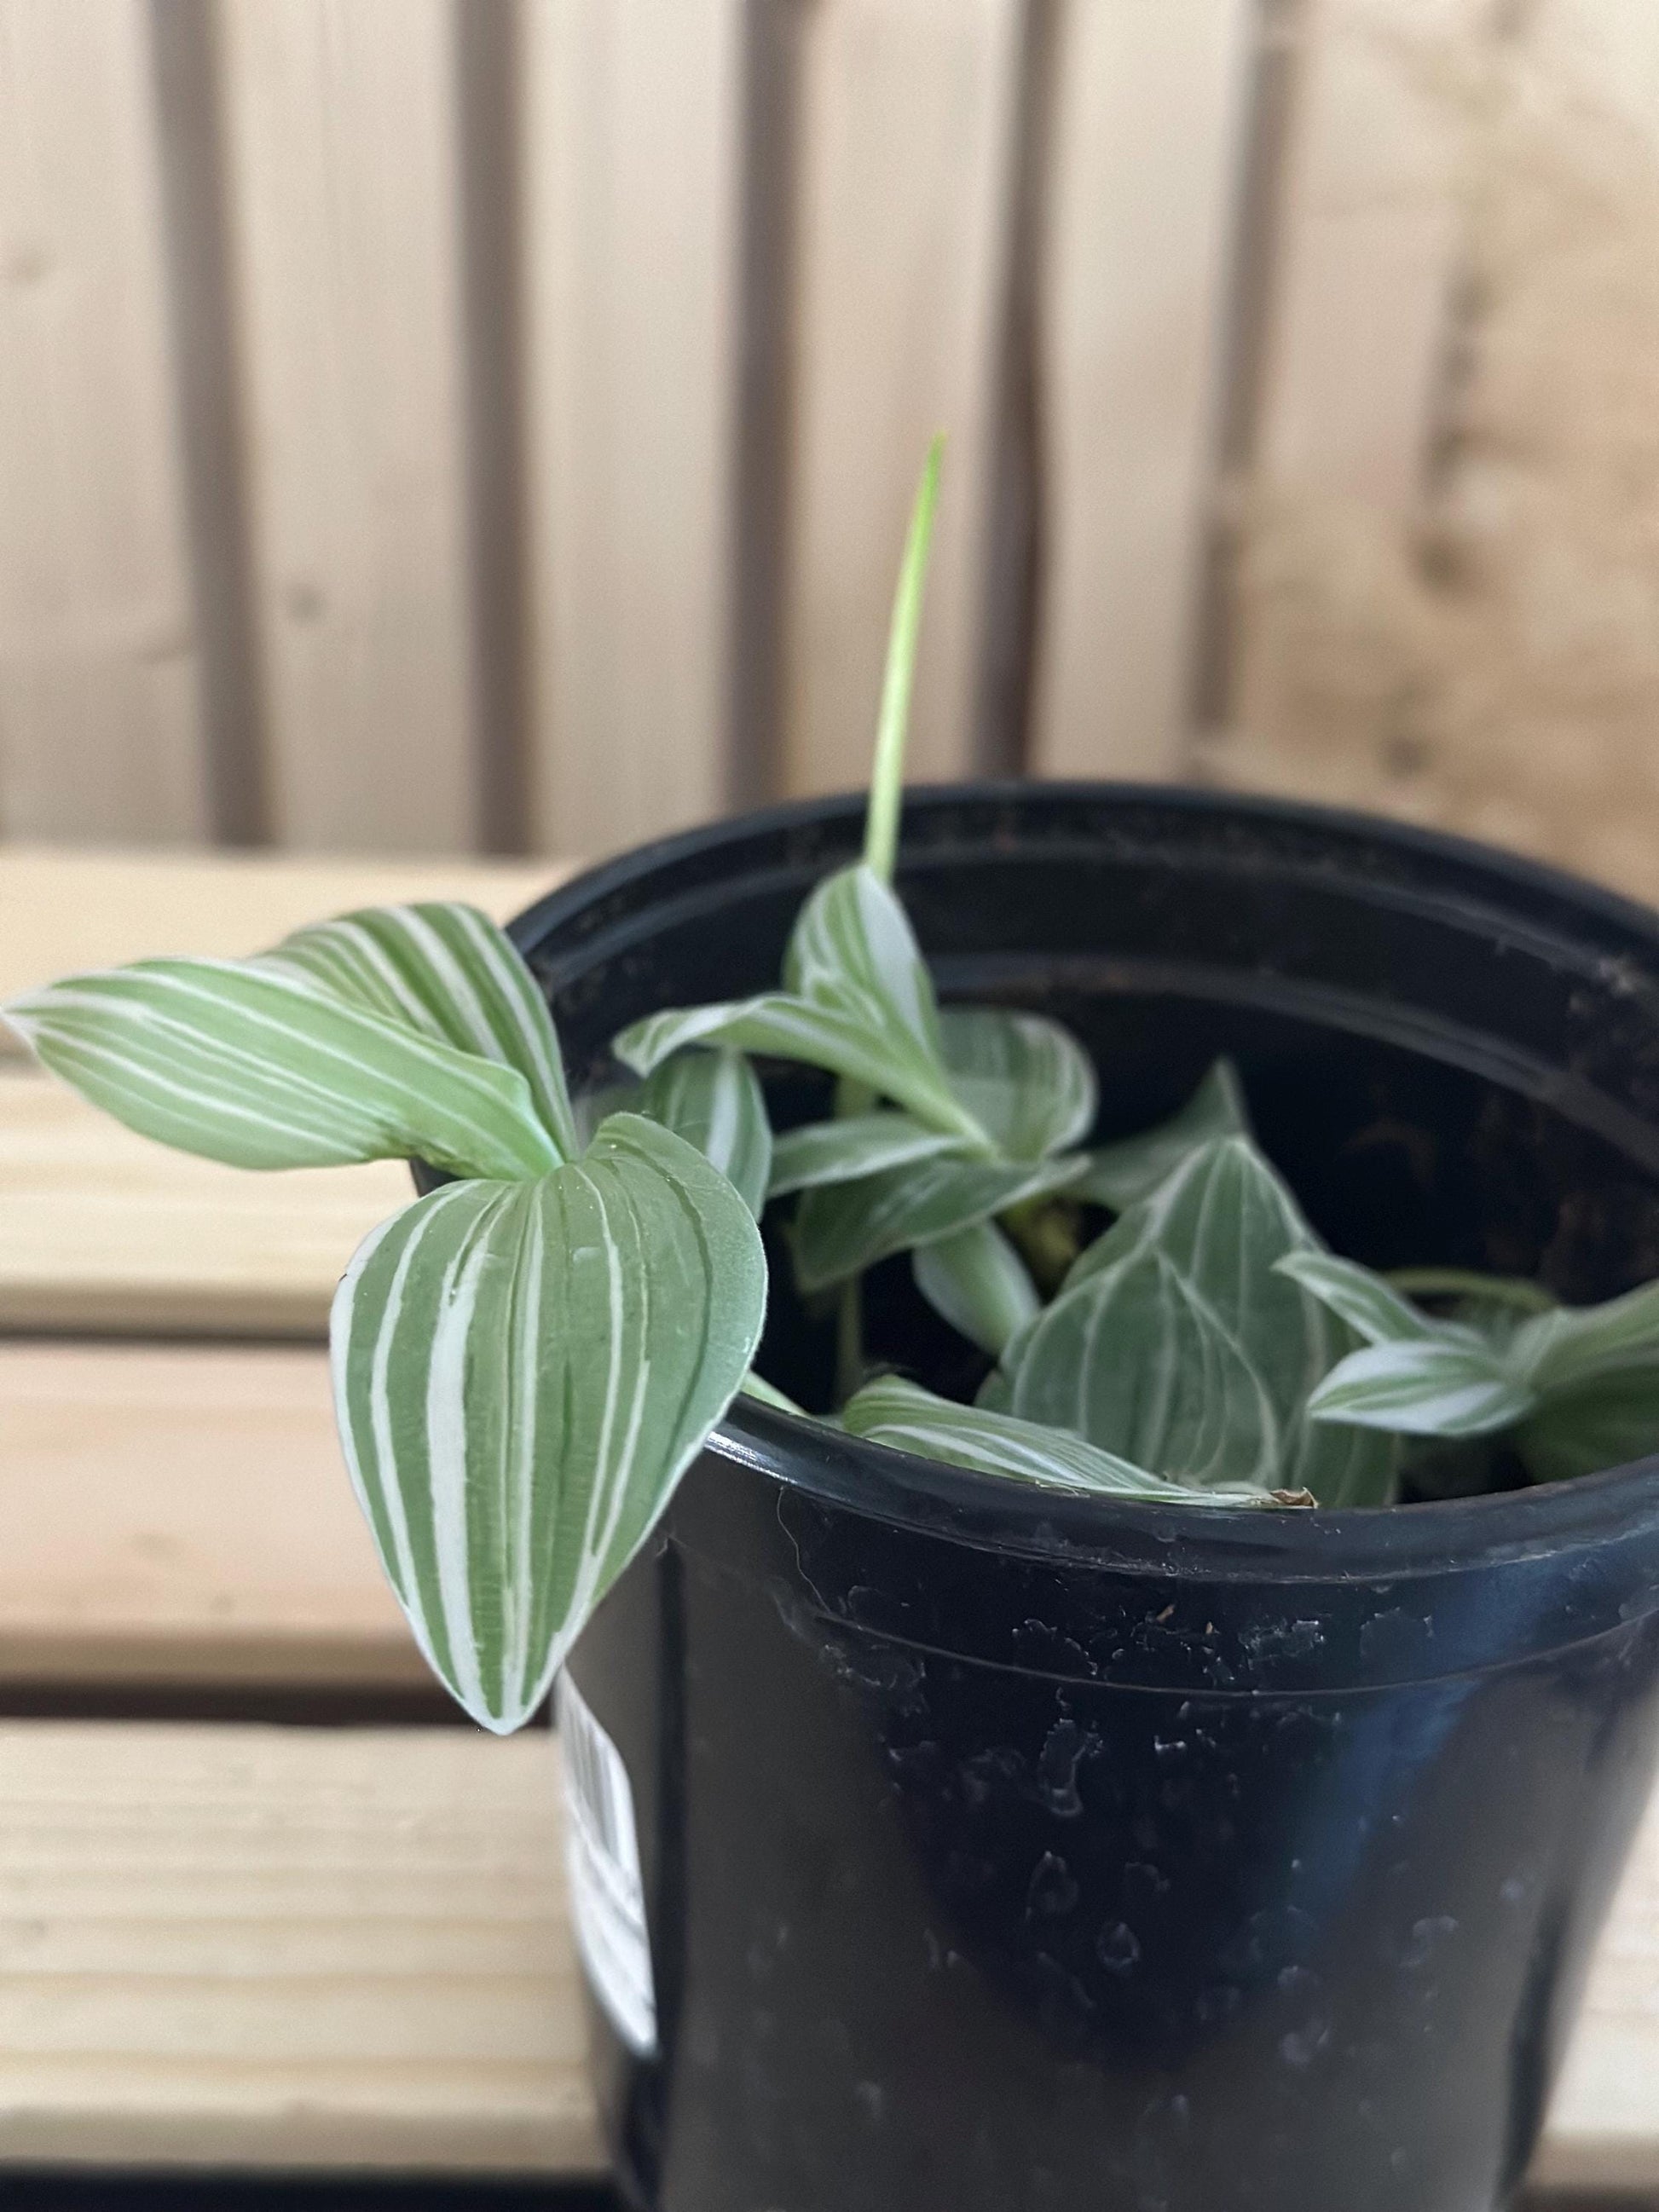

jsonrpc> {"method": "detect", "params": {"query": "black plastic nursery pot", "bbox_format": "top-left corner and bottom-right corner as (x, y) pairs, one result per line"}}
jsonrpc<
(512, 785), (1659, 2212)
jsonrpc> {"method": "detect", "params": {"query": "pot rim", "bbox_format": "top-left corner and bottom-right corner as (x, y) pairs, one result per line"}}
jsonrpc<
(516, 779), (1659, 1588)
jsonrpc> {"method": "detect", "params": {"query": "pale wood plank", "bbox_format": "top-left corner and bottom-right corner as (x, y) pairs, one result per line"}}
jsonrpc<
(1030, 0), (1254, 781)
(521, 0), (746, 856)
(0, 844), (559, 1048)
(0, 1079), (408, 1339)
(0, 1345), (416, 1687)
(0, 1713), (1644, 2180)
(0, 0), (208, 842)
(215, 0), (479, 852)
(1211, 0), (1484, 788)
(0, 1721), (601, 2171)
(782, 0), (1025, 796)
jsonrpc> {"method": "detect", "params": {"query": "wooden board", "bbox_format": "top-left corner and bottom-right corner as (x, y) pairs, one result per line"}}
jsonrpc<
(0, 844), (558, 1048)
(0, 1712), (1644, 2183)
(0, 0), (208, 843)
(521, 0), (747, 856)
(0, 1078), (406, 1338)
(0, 1344), (413, 1688)
(781, 0), (1025, 795)
(1030, 0), (1254, 782)
(215, 0), (480, 852)
(0, 1721), (602, 2172)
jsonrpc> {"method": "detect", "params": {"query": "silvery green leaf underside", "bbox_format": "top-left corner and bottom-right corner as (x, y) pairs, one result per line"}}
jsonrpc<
(842, 1376), (1304, 1508)
(911, 1220), (1039, 1354)
(258, 902), (577, 1156)
(1304, 1337), (1535, 1437)
(1073, 1060), (1248, 1211)
(331, 1112), (766, 1733)
(935, 1006), (1097, 1159)
(5, 958), (561, 1181)
(790, 1152), (1087, 1296)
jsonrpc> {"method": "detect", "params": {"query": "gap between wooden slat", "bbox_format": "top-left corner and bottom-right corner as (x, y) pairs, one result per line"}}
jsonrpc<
(0, 0), (209, 843)
(0, 1712), (1645, 2184)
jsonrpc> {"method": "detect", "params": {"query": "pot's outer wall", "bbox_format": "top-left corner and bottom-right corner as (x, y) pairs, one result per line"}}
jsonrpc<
(521, 787), (1659, 2212)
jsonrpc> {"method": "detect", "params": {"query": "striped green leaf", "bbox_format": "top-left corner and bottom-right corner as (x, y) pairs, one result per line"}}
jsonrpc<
(1063, 1137), (1396, 1505)
(614, 865), (987, 1147)
(5, 959), (560, 1181)
(1074, 1060), (1248, 1211)
(331, 1112), (766, 1733)
(790, 1152), (1087, 1296)
(627, 1049), (772, 1219)
(1001, 1245), (1283, 1491)
(260, 902), (578, 1157)
(1305, 1337), (1535, 1438)
(842, 1376), (1304, 1508)
(912, 1219), (1039, 1355)
(936, 1006), (1097, 1160)
(768, 1112), (967, 1197)
(1275, 1250), (1448, 1346)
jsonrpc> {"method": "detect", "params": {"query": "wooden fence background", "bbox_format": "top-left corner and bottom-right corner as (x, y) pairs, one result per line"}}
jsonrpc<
(3, 0), (1658, 893)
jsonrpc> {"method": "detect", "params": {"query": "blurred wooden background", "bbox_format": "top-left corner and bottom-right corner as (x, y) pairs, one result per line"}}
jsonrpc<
(2, 0), (1657, 892)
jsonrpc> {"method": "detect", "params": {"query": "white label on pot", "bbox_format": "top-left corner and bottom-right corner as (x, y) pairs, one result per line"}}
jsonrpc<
(557, 1673), (658, 2056)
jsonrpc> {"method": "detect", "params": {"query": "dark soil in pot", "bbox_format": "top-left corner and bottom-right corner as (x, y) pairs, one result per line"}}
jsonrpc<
(515, 785), (1659, 2212)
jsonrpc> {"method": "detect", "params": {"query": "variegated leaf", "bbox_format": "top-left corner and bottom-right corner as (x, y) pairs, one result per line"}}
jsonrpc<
(912, 1219), (1039, 1354)
(1305, 1337), (1534, 1438)
(936, 1006), (1097, 1160)
(331, 1113), (766, 1733)
(841, 1376), (1301, 1505)
(768, 1111), (965, 1197)
(260, 902), (577, 1156)
(1004, 1245), (1283, 1490)
(5, 960), (560, 1181)
(790, 1152), (1087, 1296)
(1275, 1250), (1448, 1346)
(1074, 1060), (1248, 1211)
(628, 1049), (772, 1218)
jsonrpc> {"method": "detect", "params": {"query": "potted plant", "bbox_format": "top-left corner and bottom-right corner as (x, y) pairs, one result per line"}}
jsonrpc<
(9, 445), (1659, 2212)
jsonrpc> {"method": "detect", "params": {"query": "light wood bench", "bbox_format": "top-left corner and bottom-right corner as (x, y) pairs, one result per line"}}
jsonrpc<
(0, 847), (1652, 2192)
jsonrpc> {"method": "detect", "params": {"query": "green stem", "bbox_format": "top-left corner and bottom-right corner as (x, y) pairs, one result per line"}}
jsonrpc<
(864, 434), (945, 887)
(1386, 1267), (1556, 1314)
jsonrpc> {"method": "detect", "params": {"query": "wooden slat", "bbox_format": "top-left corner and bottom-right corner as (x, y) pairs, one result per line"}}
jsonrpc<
(521, 0), (746, 855)
(1029, 0), (1254, 782)
(215, 0), (480, 852)
(0, 1344), (413, 1688)
(0, 844), (558, 1048)
(1210, 0), (1483, 790)
(782, 0), (1025, 795)
(0, 0), (208, 842)
(0, 1712), (1644, 2183)
(0, 1079), (406, 1339)
(0, 1721), (601, 2171)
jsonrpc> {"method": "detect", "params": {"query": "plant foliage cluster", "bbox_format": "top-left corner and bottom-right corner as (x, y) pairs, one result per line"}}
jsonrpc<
(9, 444), (1659, 1733)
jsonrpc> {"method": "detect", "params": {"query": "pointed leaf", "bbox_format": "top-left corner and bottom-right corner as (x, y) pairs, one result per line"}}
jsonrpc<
(1006, 1246), (1283, 1490)
(1512, 1278), (1659, 1395)
(768, 1112), (966, 1197)
(6, 961), (560, 1181)
(1305, 1338), (1535, 1437)
(912, 1220), (1039, 1355)
(614, 992), (983, 1146)
(841, 1376), (1301, 1507)
(790, 1152), (1087, 1296)
(1073, 1060), (1248, 1210)
(1066, 1136), (1393, 1502)
(261, 903), (577, 1156)
(624, 1049), (772, 1218)
(1275, 1250), (1447, 1346)
(331, 1113), (766, 1733)
(936, 1006), (1097, 1159)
